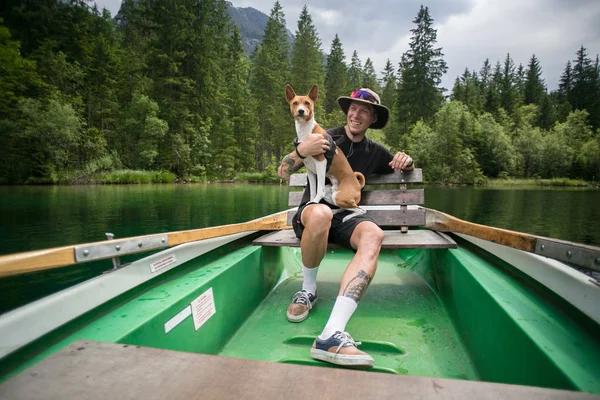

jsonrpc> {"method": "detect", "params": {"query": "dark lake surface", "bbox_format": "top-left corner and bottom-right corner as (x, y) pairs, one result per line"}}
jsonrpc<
(1, 183), (598, 312)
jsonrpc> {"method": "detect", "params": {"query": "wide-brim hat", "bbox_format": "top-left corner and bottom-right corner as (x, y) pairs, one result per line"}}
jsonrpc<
(337, 88), (390, 129)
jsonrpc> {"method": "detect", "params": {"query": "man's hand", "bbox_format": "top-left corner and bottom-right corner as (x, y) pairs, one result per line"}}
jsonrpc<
(297, 133), (330, 157)
(389, 152), (414, 171)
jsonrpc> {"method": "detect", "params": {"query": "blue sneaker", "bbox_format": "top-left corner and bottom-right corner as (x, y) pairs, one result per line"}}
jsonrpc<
(286, 290), (317, 322)
(310, 331), (374, 368)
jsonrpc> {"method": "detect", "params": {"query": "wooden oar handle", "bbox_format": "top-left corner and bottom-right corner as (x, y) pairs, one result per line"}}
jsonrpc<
(0, 211), (291, 278)
(424, 207), (536, 251)
(423, 207), (600, 272)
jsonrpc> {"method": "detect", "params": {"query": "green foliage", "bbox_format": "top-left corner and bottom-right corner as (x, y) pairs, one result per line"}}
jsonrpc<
(0, 24), (49, 119)
(117, 94), (168, 170)
(1, 2), (599, 186)
(405, 102), (484, 184)
(15, 98), (84, 182)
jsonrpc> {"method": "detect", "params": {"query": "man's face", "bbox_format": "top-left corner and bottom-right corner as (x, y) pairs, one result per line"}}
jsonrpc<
(347, 101), (377, 135)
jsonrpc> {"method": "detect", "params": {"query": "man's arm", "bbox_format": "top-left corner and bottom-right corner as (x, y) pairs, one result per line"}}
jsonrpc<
(388, 151), (414, 171)
(277, 152), (303, 179)
(277, 134), (332, 179)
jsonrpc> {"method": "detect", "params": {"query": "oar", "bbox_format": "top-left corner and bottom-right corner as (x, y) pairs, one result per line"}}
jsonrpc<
(423, 207), (600, 272)
(0, 211), (291, 278)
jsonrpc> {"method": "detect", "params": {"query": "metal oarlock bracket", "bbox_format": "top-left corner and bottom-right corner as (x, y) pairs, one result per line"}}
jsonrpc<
(105, 233), (121, 270)
(74, 233), (170, 269)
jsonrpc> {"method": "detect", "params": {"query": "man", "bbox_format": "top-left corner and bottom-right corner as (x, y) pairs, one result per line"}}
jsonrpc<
(277, 88), (414, 368)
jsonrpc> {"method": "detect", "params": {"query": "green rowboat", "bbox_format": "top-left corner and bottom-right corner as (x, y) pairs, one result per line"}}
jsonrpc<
(0, 171), (599, 399)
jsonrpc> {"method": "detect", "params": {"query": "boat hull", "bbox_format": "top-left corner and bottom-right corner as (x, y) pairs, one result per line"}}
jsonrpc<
(1, 233), (599, 394)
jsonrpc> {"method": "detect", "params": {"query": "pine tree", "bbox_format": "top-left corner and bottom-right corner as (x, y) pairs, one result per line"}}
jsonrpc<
(249, 1), (291, 169)
(223, 25), (257, 172)
(558, 61), (573, 101)
(362, 58), (379, 91)
(347, 50), (362, 91)
(380, 59), (397, 110)
(499, 53), (518, 115)
(570, 46), (600, 129)
(484, 61), (502, 114)
(289, 6), (324, 92)
(479, 59), (491, 90)
(395, 5), (447, 140)
(556, 61), (574, 122)
(324, 34), (347, 114)
(289, 6), (325, 115)
(524, 54), (545, 106)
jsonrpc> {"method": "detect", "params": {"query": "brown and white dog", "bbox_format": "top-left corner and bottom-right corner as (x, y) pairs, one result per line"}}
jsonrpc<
(285, 84), (365, 209)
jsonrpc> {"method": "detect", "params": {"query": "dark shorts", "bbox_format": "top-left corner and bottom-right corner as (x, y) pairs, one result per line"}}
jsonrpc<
(292, 202), (376, 250)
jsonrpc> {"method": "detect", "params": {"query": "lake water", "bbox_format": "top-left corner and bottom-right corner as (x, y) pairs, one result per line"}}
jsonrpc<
(1, 183), (599, 312)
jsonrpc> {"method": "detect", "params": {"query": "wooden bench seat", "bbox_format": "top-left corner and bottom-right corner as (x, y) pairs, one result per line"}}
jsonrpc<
(253, 229), (456, 249)
(253, 168), (456, 249)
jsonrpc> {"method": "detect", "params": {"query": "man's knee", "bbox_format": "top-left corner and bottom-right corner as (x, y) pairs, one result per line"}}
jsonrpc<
(302, 204), (333, 234)
(352, 221), (384, 250)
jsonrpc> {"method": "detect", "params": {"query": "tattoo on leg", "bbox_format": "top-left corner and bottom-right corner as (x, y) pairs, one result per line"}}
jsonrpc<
(342, 269), (372, 302)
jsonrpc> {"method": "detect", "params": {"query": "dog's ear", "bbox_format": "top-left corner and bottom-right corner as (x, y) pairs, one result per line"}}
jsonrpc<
(308, 84), (319, 102)
(285, 85), (296, 102)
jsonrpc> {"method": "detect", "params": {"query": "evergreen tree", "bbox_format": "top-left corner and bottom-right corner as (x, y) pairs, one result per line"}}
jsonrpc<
(558, 61), (573, 101)
(484, 61), (502, 114)
(479, 59), (491, 90)
(570, 46), (600, 129)
(347, 50), (362, 91)
(362, 58), (379, 91)
(223, 25), (257, 173)
(250, 1), (291, 169)
(395, 6), (447, 142)
(289, 6), (325, 115)
(524, 54), (545, 106)
(556, 61), (574, 122)
(515, 62), (526, 102)
(499, 53), (518, 115)
(380, 59), (397, 110)
(324, 34), (347, 115)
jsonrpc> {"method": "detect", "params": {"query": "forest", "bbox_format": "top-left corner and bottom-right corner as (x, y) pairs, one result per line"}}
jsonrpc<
(1, 0), (599, 184)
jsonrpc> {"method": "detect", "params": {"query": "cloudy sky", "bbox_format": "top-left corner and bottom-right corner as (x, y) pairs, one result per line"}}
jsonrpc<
(96, 0), (600, 92)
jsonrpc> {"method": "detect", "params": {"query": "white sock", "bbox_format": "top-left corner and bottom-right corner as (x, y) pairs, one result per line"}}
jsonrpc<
(319, 296), (358, 339)
(302, 265), (319, 294)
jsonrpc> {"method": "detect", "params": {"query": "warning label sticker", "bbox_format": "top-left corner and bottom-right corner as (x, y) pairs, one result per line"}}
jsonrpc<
(191, 288), (216, 331)
(150, 254), (177, 273)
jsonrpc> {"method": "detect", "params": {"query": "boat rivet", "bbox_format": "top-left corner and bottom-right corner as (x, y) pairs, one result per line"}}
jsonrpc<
(116, 245), (121, 251)
(83, 249), (89, 257)
(161, 238), (166, 243)
(540, 245), (545, 252)
(138, 242), (143, 248)
(566, 250), (572, 259)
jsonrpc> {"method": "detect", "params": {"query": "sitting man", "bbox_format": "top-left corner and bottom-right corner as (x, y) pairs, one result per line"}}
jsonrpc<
(277, 88), (414, 368)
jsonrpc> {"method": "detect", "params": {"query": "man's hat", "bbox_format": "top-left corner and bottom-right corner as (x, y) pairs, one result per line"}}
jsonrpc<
(337, 88), (390, 129)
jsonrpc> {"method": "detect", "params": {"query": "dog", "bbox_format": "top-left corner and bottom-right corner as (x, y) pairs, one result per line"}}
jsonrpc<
(285, 84), (366, 209)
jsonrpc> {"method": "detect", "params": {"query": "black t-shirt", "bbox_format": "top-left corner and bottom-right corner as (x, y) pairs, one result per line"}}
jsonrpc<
(298, 126), (395, 205)
(327, 126), (395, 176)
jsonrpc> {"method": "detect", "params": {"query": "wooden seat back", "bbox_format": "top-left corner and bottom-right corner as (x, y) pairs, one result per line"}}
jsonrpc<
(287, 169), (425, 228)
